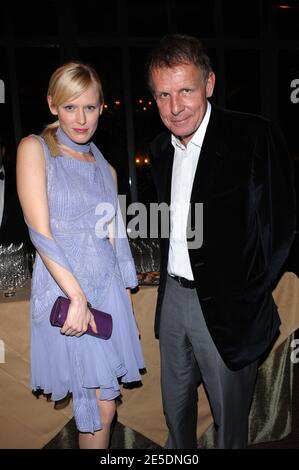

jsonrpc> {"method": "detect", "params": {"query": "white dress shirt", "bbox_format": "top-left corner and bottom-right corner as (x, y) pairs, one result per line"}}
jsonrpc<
(0, 165), (5, 228)
(168, 101), (211, 280)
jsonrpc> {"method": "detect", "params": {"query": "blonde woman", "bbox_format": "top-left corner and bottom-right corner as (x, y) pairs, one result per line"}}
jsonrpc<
(17, 62), (144, 449)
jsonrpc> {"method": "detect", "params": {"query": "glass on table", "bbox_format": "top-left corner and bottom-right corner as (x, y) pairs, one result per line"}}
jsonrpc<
(0, 243), (30, 296)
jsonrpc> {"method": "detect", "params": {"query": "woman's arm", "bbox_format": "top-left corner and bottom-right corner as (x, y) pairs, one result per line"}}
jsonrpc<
(16, 136), (96, 336)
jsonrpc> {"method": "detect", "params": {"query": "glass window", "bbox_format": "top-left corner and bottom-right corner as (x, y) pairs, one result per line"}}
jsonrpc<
(223, 0), (261, 38)
(130, 48), (163, 205)
(274, 1), (299, 40)
(225, 50), (261, 114)
(130, 49), (163, 153)
(175, 0), (216, 38)
(128, 0), (168, 37)
(14, 1), (59, 37)
(16, 47), (60, 136)
(75, 0), (119, 37)
(78, 47), (129, 197)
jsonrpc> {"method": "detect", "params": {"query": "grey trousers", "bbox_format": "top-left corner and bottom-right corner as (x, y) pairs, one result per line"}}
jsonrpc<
(159, 275), (258, 449)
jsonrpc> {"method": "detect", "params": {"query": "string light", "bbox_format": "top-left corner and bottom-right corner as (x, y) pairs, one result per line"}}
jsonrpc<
(102, 98), (154, 113)
(135, 154), (150, 166)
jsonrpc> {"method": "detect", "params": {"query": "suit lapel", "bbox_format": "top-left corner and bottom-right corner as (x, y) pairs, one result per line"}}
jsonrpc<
(190, 104), (223, 204)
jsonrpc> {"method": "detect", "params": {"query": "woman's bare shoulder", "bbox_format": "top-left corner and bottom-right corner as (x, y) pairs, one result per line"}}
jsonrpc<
(17, 135), (44, 160)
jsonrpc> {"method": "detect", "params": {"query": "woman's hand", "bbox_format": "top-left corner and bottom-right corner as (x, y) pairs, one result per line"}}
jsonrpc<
(60, 297), (98, 337)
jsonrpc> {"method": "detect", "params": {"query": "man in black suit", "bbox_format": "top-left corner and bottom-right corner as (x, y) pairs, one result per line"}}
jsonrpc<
(147, 35), (296, 449)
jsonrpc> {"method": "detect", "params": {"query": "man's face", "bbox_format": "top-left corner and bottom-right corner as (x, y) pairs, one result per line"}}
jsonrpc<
(151, 63), (215, 146)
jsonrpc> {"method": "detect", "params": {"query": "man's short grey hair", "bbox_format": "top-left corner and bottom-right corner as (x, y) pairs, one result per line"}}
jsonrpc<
(146, 34), (213, 93)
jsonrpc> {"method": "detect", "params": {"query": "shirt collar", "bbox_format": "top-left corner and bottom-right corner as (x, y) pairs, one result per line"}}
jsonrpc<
(171, 101), (211, 151)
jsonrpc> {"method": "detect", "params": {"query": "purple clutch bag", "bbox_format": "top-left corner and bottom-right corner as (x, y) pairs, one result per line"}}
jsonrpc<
(50, 296), (113, 339)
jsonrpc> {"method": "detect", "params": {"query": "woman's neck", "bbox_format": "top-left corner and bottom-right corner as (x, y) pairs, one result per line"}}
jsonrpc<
(56, 127), (91, 153)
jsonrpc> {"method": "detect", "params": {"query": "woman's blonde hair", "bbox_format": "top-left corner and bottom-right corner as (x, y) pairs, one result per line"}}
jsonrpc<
(42, 62), (104, 156)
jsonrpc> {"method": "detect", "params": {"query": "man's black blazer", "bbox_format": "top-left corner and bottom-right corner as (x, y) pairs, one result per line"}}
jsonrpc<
(149, 104), (297, 371)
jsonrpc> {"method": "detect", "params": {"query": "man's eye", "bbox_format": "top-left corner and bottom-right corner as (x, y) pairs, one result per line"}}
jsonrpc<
(64, 106), (74, 111)
(182, 89), (191, 95)
(86, 106), (96, 111)
(159, 93), (169, 99)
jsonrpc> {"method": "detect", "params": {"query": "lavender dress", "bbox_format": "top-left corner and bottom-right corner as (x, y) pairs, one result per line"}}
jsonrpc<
(27, 128), (144, 433)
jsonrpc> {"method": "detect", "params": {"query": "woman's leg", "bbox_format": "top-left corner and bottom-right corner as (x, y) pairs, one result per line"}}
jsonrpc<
(79, 389), (116, 449)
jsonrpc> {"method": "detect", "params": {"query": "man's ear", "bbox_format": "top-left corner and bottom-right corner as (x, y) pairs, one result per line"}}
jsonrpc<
(206, 72), (216, 99)
(99, 103), (104, 115)
(47, 95), (58, 116)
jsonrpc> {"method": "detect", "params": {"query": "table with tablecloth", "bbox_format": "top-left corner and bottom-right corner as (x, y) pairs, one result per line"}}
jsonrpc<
(0, 272), (298, 448)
